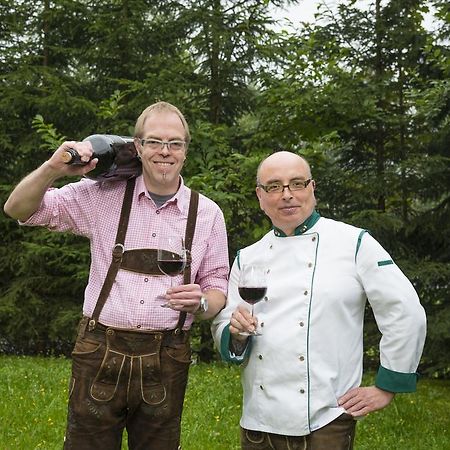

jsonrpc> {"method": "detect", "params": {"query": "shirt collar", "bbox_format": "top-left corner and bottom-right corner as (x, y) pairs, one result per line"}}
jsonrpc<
(136, 175), (190, 213)
(273, 210), (321, 237)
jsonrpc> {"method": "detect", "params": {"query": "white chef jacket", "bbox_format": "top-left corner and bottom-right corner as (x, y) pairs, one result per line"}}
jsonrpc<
(211, 211), (426, 436)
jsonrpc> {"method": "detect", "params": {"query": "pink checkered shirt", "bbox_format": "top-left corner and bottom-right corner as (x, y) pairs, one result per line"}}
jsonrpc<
(23, 175), (229, 330)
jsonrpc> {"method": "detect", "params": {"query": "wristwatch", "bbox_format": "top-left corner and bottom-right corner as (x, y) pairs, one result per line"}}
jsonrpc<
(196, 296), (208, 315)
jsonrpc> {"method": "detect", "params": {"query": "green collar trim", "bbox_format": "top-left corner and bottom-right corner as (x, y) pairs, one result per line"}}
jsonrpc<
(273, 210), (321, 237)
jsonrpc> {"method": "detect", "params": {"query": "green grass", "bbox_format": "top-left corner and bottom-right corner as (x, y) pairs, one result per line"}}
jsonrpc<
(0, 355), (449, 449)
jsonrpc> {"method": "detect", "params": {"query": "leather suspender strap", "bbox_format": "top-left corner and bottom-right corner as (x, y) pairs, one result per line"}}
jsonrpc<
(88, 178), (136, 331)
(174, 190), (199, 334)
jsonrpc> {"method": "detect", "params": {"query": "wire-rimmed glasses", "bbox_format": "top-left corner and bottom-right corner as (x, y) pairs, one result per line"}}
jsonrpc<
(140, 139), (186, 152)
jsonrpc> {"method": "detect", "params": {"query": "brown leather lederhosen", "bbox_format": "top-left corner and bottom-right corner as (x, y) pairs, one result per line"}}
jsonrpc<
(86, 177), (199, 335)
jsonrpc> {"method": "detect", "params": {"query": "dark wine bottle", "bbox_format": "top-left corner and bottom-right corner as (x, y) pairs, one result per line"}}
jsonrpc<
(62, 134), (142, 181)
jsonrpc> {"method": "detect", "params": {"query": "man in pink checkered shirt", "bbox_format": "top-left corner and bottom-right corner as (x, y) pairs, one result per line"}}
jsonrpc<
(4, 102), (229, 449)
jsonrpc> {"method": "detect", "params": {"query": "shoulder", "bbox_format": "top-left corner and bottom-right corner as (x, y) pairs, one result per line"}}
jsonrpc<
(197, 191), (222, 211)
(59, 178), (128, 206)
(55, 177), (98, 196)
(95, 178), (128, 193)
(317, 216), (365, 239)
(239, 231), (272, 255)
(61, 177), (127, 193)
(185, 187), (224, 217)
(315, 217), (370, 258)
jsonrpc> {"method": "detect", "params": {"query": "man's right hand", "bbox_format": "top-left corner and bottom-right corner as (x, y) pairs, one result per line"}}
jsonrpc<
(48, 140), (97, 177)
(229, 305), (257, 341)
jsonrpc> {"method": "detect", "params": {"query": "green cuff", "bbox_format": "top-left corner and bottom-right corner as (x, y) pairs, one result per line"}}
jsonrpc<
(375, 365), (419, 393)
(219, 323), (250, 364)
(219, 324), (232, 361)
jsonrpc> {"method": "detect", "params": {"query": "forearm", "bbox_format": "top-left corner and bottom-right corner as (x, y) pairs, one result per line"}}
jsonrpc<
(4, 140), (95, 222)
(4, 161), (61, 222)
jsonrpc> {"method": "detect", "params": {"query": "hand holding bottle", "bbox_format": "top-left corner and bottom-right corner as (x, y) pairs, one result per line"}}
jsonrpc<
(60, 134), (141, 181)
(47, 140), (97, 178)
(4, 135), (139, 222)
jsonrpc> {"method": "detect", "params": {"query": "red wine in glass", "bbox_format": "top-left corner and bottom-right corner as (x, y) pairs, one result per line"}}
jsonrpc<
(157, 237), (187, 306)
(158, 259), (185, 276)
(238, 265), (267, 336)
(238, 287), (267, 305)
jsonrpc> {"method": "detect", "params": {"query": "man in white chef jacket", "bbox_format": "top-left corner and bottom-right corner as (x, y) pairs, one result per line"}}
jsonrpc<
(211, 151), (426, 449)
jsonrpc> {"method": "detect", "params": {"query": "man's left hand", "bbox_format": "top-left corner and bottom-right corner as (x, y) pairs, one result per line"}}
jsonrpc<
(338, 386), (395, 417)
(165, 284), (202, 314)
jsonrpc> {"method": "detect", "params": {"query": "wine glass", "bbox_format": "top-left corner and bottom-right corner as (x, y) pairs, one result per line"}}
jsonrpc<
(238, 264), (267, 336)
(157, 236), (187, 307)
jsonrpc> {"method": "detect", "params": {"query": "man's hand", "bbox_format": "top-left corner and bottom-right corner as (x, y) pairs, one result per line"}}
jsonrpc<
(164, 283), (203, 315)
(229, 305), (257, 341)
(49, 140), (97, 177)
(338, 386), (395, 417)
(164, 285), (226, 319)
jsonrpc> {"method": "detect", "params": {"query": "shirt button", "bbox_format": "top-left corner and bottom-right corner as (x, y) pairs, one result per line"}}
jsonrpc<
(269, 244), (273, 249)
(137, 324), (141, 329)
(156, 210), (160, 214)
(312, 236), (316, 242)
(303, 290), (308, 295)
(299, 321), (305, 327)
(140, 300), (144, 304)
(260, 322), (265, 328)
(300, 389), (305, 394)
(299, 356), (305, 362)
(264, 296), (268, 301)
(258, 354), (263, 360)
(260, 385), (264, 390)
(308, 262), (313, 268)
(144, 277), (149, 282)
(152, 233), (156, 237)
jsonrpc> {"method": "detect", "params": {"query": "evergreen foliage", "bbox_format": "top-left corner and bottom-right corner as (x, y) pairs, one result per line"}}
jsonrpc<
(1, 0), (448, 378)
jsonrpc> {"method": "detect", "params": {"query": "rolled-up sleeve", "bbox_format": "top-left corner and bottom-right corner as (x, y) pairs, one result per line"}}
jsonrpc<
(21, 179), (97, 238)
(195, 207), (229, 295)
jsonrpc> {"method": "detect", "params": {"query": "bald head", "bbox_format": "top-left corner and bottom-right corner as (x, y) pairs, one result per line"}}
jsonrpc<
(255, 151), (316, 236)
(257, 151), (312, 184)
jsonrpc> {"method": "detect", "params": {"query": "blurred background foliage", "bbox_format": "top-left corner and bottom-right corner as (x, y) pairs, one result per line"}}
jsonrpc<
(0, 0), (448, 378)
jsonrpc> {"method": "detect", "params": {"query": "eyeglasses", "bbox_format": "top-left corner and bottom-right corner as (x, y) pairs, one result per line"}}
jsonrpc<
(140, 138), (186, 152)
(257, 178), (313, 194)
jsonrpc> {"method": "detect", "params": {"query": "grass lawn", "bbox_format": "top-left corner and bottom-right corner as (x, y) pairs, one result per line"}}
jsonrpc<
(0, 355), (449, 449)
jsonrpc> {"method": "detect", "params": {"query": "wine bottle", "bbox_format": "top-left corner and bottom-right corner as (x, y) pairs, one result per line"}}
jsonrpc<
(62, 134), (142, 181)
